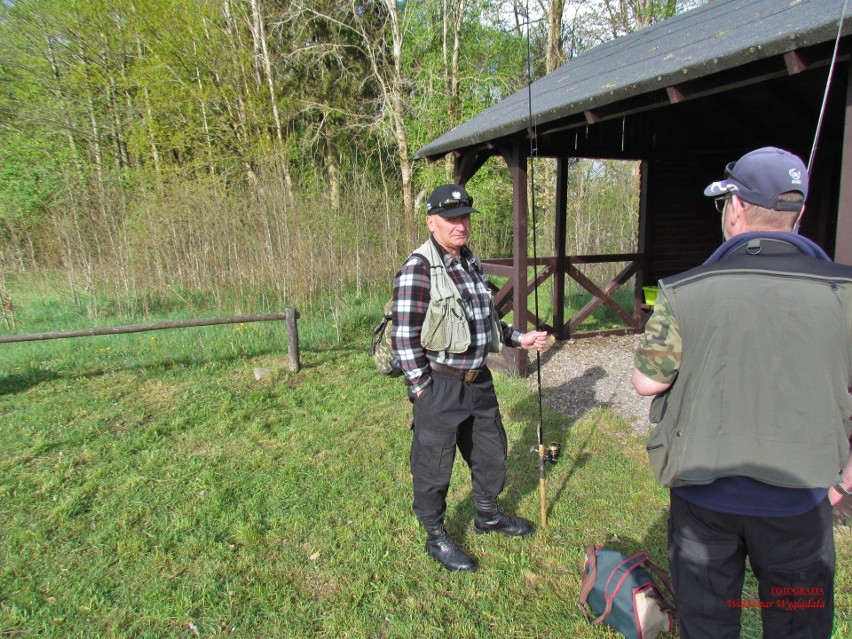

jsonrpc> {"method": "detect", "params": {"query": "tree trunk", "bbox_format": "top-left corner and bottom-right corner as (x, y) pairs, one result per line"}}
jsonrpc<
(546, 0), (565, 72)
(223, 0), (257, 184)
(443, 0), (466, 180)
(45, 36), (82, 174)
(326, 136), (340, 211)
(249, 0), (283, 143)
(380, 0), (415, 243)
(128, 1), (161, 178)
(87, 94), (106, 204)
(191, 37), (216, 176)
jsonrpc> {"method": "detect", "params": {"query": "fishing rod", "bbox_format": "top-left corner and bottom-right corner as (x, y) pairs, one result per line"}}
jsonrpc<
(795, 0), (849, 233)
(524, 3), (550, 530)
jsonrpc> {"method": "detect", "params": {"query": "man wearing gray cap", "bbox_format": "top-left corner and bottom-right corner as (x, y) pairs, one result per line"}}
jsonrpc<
(631, 147), (852, 638)
(392, 183), (548, 572)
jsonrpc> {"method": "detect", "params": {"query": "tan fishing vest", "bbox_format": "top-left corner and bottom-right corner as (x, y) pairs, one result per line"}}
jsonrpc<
(416, 239), (503, 357)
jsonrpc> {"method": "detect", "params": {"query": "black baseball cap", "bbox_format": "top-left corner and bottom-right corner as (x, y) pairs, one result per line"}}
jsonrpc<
(425, 184), (479, 218)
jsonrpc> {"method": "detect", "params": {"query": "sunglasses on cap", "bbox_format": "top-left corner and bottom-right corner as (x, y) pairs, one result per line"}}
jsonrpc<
(428, 196), (474, 212)
(724, 161), (738, 178)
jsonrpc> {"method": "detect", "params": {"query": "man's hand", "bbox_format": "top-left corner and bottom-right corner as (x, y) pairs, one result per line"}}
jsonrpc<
(833, 452), (852, 506)
(829, 485), (846, 507)
(519, 330), (550, 352)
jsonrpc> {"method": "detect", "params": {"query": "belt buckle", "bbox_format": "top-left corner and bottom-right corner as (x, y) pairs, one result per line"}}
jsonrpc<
(464, 369), (480, 382)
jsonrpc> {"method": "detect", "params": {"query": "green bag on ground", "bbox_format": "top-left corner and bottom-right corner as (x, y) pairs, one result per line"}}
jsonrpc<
(579, 545), (676, 639)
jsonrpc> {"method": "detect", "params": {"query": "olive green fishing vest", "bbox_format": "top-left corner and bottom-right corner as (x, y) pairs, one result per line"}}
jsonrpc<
(646, 245), (852, 489)
(417, 239), (503, 357)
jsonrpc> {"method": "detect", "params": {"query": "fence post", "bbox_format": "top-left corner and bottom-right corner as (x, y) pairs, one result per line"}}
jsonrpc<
(286, 307), (300, 372)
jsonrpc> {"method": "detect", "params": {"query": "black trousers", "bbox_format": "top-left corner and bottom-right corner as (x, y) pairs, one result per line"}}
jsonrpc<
(669, 491), (835, 639)
(409, 368), (507, 527)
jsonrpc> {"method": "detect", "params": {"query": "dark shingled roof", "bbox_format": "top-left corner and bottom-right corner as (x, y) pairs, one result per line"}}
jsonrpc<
(416, 0), (852, 161)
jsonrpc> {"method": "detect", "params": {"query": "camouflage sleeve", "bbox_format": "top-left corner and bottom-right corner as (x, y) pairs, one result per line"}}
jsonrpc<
(634, 289), (681, 384)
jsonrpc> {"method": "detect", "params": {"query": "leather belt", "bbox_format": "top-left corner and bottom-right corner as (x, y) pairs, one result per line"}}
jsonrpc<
(430, 361), (485, 382)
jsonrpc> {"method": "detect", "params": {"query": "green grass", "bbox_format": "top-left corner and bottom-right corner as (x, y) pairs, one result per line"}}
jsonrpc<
(0, 290), (850, 638)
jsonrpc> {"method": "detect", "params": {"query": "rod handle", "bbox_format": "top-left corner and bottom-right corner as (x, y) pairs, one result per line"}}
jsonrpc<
(538, 443), (547, 528)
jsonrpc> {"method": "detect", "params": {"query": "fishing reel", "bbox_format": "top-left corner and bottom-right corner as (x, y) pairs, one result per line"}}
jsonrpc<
(532, 442), (561, 463)
(544, 442), (561, 463)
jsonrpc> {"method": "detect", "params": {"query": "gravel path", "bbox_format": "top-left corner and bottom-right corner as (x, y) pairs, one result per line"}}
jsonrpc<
(530, 334), (652, 432)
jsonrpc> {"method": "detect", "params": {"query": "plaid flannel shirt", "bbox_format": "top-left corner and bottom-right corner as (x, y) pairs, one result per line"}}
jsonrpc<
(391, 238), (520, 394)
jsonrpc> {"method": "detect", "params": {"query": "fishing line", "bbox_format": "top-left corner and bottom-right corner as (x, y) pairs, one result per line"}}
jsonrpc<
(796, 0), (849, 232)
(807, 0), (848, 173)
(524, 1), (548, 529)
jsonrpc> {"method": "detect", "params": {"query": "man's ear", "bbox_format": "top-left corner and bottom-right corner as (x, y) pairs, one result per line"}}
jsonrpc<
(728, 195), (745, 226)
(791, 205), (806, 233)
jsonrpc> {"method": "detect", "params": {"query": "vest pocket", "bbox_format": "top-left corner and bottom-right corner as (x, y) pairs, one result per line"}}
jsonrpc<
(646, 425), (671, 486)
(421, 299), (449, 350)
(421, 298), (471, 353)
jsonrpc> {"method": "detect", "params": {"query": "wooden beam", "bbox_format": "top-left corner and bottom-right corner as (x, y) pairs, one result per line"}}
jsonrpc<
(569, 253), (642, 263)
(784, 50), (808, 75)
(528, 264), (554, 297)
(783, 46), (835, 75)
(585, 110), (602, 124)
(567, 262), (640, 332)
(666, 86), (687, 104)
(455, 150), (490, 185)
(482, 262), (515, 277)
(492, 281), (514, 311)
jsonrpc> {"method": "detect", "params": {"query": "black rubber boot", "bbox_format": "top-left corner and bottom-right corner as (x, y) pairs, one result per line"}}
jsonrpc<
(424, 524), (477, 572)
(474, 498), (534, 537)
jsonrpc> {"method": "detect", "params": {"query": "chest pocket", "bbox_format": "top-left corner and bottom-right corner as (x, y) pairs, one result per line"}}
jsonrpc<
(420, 250), (472, 354)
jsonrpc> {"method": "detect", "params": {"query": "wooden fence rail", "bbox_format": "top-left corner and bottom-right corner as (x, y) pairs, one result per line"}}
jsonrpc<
(0, 308), (301, 371)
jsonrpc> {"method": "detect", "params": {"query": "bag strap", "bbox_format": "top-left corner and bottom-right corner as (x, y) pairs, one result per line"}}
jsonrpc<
(579, 547), (646, 624)
(582, 547), (646, 624)
(589, 551), (649, 625)
(369, 320), (384, 352)
(642, 556), (677, 613)
(603, 552), (648, 598)
(577, 545), (600, 620)
(578, 546), (678, 625)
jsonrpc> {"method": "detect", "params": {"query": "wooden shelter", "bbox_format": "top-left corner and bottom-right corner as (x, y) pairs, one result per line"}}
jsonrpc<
(415, 0), (852, 375)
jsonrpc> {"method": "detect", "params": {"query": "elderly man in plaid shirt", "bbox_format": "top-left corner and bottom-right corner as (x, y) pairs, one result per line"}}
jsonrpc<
(392, 183), (548, 572)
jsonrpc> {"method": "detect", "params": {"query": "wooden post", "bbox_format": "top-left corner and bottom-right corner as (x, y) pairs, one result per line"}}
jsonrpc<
(636, 159), (651, 311)
(286, 307), (300, 372)
(836, 58), (852, 266)
(554, 157), (568, 339)
(511, 140), (530, 376)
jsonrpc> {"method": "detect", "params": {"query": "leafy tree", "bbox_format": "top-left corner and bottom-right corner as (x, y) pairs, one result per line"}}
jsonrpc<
(0, 0), (699, 309)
